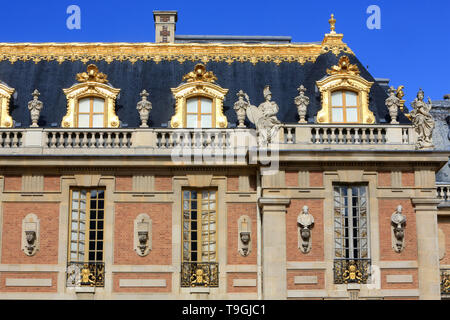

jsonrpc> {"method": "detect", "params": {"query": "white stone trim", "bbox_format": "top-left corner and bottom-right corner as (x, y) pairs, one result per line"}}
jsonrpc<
(111, 265), (176, 273)
(287, 290), (327, 298)
(233, 279), (257, 287)
(378, 289), (420, 297)
(5, 278), (52, 287)
(378, 261), (418, 269)
(386, 274), (413, 283)
(294, 276), (318, 284)
(286, 261), (327, 270)
(119, 279), (166, 288)
(225, 265), (257, 273)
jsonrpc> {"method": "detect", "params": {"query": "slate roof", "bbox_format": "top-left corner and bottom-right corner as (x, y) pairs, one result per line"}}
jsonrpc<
(0, 43), (411, 128)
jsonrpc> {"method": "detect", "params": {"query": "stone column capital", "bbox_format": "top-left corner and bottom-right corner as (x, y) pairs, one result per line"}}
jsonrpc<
(258, 197), (291, 213)
(411, 198), (441, 211)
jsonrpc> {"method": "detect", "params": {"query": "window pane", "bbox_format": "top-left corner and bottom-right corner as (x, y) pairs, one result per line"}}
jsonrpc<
(92, 114), (104, 128)
(345, 91), (358, 106)
(78, 98), (90, 113)
(187, 114), (197, 128)
(93, 98), (105, 113)
(346, 108), (358, 122)
(186, 98), (197, 113)
(332, 108), (344, 122)
(201, 115), (212, 128)
(78, 114), (90, 128)
(200, 98), (212, 113)
(331, 91), (343, 106)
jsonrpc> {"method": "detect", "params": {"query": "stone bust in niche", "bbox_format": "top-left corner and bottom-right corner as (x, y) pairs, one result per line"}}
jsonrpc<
(297, 205), (314, 253)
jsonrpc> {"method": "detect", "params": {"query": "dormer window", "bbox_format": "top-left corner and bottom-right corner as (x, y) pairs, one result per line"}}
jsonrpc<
(331, 90), (359, 123)
(0, 82), (15, 128)
(77, 97), (106, 128)
(171, 64), (228, 129)
(316, 56), (374, 124)
(62, 64), (120, 128)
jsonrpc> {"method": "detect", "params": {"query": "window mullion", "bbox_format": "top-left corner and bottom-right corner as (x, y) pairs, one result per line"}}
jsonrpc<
(347, 187), (355, 259)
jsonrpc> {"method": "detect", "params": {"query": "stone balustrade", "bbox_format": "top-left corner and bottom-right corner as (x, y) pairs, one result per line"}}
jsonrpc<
(437, 184), (450, 202)
(0, 124), (417, 156)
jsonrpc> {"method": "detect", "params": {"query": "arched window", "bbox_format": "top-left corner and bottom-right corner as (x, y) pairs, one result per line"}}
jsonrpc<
(77, 97), (106, 128)
(331, 90), (359, 123)
(62, 64), (120, 128)
(186, 96), (214, 128)
(171, 64), (228, 129)
(316, 56), (374, 124)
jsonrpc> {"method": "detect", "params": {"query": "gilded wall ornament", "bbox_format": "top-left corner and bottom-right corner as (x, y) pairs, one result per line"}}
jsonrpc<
(182, 64), (217, 83)
(294, 85), (309, 123)
(246, 85), (281, 145)
(410, 88), (435, 149)
(385, 86), (401, 124)
(0, 82), (15, 128)
(297, 205), (314, 253)
(326, 56), (360, 76)
(136, 90), (153, 128)
(62, 64), (120, 128)
(28, 89), (43, 127)
(233, 90), (250, 128)
(391, 205), (406, 253)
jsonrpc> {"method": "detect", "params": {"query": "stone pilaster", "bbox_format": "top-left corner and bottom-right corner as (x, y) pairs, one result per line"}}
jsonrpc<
(258, 197), (290, 299)
(412, 198), (441, 300)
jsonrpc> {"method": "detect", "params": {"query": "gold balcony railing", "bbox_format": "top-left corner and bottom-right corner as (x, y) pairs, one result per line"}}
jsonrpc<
(66, 262), (105, 287)
(333, 259), (371, 284)
(181, 262), (219, 287)
(441, 269), (450, 295)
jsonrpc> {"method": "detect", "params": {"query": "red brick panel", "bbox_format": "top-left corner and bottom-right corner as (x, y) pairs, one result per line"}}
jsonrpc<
(3, 176), (21, 192)
(114, 203), (172, 265)
(286, 269), (325, 290)
(378, 199), (417, 261)
(227, 176), (239, 192)
(378, 172), (391, 187)
(227, 203), (257, 265)
(1, 202), (59, 264)
(112, 272), (171, 293)
(0, 272), (58, 292)
(438, 216), (450, 265)
(309, 171), (323, 187)
(43, 175), (61, 192)
(154, 176), (172, 191)
(285, 171), (298, 187)
(115, 176), (132, 192)
(286, 199), (324, 262)
(380, 268), (418, 290)
(402, 172), (415, 187)
(227, 272), (257, 293)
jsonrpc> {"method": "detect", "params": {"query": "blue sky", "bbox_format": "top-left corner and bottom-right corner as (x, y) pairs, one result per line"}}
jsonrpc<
(0, 0), (448, 108)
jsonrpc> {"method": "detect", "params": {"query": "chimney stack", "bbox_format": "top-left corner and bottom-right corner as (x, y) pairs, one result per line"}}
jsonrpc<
(153, 11), (178, 43)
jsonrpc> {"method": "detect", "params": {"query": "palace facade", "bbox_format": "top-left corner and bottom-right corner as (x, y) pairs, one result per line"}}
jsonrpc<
(0, 11), (448, 300)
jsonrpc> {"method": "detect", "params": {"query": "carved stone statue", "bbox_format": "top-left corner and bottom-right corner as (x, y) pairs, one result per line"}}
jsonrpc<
(245, 85), (281, 145)
(25, 231), (37, 255)
(385, 86), (401, 124)
(391, 205), (406, 253)
(297, 205), (314, 253)
(233, 90), (250, 128)
(136, 90), (152, 128)
(239, 232), (251, 256)
(410, 89), (435, 149)
(294, 85), (309, 123)
(27, 89), (43, 127)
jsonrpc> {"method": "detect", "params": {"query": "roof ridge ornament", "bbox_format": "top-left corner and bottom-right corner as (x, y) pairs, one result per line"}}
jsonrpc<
(182, 64), (218, 83)
(329, 14), (336, 34)
(326, 56), (360, 76)
(76, 64), (109, 83)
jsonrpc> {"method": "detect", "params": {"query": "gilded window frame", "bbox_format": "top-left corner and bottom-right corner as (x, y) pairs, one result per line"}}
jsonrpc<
(0, 82), (15, 128)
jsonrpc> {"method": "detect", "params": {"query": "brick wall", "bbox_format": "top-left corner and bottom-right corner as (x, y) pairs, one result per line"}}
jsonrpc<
(378, 199), (417, 261)
(114, 203), (172, 265)
(112, 272), (171, 293)
(285, 171), (298, 187)
(380, 268), (418, 290)
(43, 175), (61, 192)
(154, 176), (172, 191)
(1, 202), (59, 264)
(3, 176), (21, 191)
(115, 176), (132, 192)
(378, 172), (391, 187)
(286, 199), (324, 262)
(438, 216), (450, 265)
(309, 171), (323, 187)
(227, 176), (239, 192)
(402, 171), (415, 187)
(227, 203), (257, 265)
(0, 272), (58, 292)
